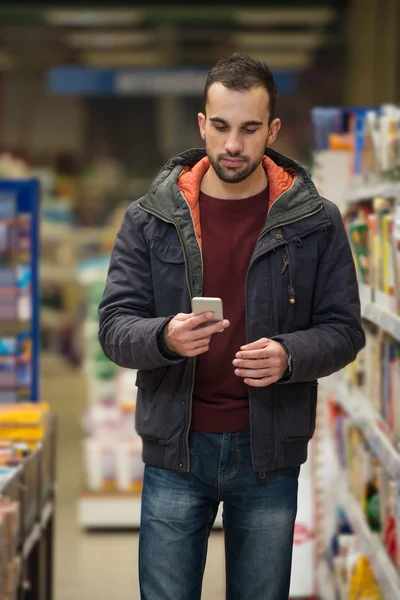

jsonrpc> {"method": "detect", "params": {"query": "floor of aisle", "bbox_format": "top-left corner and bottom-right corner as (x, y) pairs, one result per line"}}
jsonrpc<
(41, 359), (226, 600)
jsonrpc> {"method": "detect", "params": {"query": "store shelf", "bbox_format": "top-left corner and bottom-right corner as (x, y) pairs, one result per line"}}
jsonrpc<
(77, 491), (223, 530)
(322, 376), (400, 481)
(357, 283), (400, 341)
(336, 479), (400, 600)
(22, 500), (54, 559)
(347, 182), (400, 204)
(41, 499), (54, 528)
(23, 523), (41, 559)
(362, 301), (400, 342)
(317, 560), (338, 600)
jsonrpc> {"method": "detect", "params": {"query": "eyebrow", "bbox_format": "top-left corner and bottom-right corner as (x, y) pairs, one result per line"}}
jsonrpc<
(209, 117), (264, 127)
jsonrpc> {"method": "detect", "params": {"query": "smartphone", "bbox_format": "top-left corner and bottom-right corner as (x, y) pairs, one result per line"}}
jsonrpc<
(191, 297), (224, 331)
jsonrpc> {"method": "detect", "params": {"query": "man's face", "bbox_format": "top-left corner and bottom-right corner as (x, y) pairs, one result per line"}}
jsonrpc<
(198, 83), (281, 184)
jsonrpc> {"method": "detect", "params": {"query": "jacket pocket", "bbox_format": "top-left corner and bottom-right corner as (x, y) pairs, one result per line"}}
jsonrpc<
(275, 381), (317, 440)
(150, 240), (187, 315)
(135, 366), (167, 391)
(135, 367), (168, 442)
(151, 239), (185, 264)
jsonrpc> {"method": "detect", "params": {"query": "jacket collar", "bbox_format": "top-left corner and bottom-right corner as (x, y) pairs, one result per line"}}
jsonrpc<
(141, 148), (323, 235)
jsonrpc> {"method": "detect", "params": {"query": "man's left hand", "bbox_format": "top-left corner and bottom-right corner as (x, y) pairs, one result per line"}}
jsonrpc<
(233, 338), (288, 387)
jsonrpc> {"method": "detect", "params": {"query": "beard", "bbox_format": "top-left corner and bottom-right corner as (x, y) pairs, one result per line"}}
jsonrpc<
(206, 146), (265, 184)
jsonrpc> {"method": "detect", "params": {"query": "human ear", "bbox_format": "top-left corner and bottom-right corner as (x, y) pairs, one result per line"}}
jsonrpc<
(198, 113), (206, 141)
(267, 118), (281, 146)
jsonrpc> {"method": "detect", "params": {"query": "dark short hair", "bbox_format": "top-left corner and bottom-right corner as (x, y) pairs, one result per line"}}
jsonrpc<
(204, 52), (278, 123)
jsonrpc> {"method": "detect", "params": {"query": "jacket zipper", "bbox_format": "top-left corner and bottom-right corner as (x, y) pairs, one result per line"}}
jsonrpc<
(138, 201), (201, 473)
(245, 202), (323, 469)
(281, 254), (289, 274)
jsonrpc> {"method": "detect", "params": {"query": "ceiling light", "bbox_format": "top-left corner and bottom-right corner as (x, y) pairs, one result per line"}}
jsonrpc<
(44, 9), (144, 27)
(249, 52), (313, 70)
(81, 50), (162, 68)
(66, 31), (153, 48)
(234, 8), (336, 26)
(234, 32), (325, 50)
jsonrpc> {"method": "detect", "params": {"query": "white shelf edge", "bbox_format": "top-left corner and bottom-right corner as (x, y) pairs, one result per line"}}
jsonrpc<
(21, 501), (54, 558)
(23, 523), (41, 558)
(322, 376), (400, 481)
(41, 500), (54, 528)
(347, 182), (400, 203)
(361, 301), (400, 342)
(337, 479), (400, 600)
(77, 494), (223, 530)
(317, 560), (338, 600)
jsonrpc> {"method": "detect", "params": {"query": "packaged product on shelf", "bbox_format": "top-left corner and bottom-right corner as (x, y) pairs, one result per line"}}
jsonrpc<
(0, 402), (50, 445)
(83, 438), (115, 492)
(393, 197), (400, 312)
(348, 553), (383, 599)
(330, 527), (383, 599)
(78, 257), (144, 494)
(382, 480), (398, 567)
(115, 438), (144, 493)
(348, 220), (370, 284)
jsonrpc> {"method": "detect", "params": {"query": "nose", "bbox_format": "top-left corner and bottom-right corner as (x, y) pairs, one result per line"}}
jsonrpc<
(224, 133), (243, 156)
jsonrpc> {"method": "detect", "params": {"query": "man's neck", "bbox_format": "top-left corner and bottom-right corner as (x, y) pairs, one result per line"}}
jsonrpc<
(200, 162), (268, 200)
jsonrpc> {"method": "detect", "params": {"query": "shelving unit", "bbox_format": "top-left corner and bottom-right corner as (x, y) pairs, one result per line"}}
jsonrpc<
(347, 182), (400, 204)
(358, 284), (400, 341)
(0, 415), (57, 600)
(312, 104), (400, 599)
(0, 179), (40, 403)
(316, 378), (400, 599)
(0, 179), (57, 599)
(322, 376), (400, 481)
(334, 477), (400, 599)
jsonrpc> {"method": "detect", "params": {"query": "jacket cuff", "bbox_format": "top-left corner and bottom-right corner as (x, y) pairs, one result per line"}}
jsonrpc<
(272, 337), (293, 383)
(157, 322), (182, 360)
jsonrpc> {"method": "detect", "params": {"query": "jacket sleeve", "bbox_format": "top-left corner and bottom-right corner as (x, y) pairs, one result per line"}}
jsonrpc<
(98, 203), (186, 370)
(274, 201), (366, 383)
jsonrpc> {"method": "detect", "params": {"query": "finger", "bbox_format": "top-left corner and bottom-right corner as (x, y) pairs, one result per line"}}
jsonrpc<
(186, 343), (210, 356)
(235, 349), (273, 360)
(234, 367), (274, 379)
(184, 311), (215, 330)
(240, 338), (270, 351)
(195, 345), (211, 356)
(244, 375), (279, 388)
(187, 338), (211, 352)
(188, 347), (210, 357)
(233, 358), (273, 370)
(189, 319), (230, 341)
(236, 344), (283, 360)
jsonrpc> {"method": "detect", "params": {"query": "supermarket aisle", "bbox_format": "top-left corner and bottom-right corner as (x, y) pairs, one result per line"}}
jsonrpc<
(41, 360), (225, 600)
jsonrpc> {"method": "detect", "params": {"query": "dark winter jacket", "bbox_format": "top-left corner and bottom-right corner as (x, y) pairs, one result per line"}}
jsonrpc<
(98, 147), (365, 474)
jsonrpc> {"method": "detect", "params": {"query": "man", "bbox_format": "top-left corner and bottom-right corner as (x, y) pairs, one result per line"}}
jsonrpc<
(98, 53), (365, 600)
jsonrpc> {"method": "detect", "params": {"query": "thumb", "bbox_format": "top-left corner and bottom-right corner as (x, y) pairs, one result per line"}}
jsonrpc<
(241, 337), (270, 351)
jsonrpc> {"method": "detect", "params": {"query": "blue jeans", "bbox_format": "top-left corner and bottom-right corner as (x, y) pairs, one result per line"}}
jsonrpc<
(139, 431), (299, 600)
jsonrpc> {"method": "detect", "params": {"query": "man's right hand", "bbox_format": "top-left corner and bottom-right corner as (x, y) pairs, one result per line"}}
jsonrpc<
(164, 312), (230, 357)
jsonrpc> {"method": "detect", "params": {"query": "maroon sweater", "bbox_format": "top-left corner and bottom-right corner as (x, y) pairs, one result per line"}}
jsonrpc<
(191, 188), (269, 433)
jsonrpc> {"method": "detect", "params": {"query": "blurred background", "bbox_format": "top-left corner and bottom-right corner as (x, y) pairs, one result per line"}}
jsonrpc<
(0, 1), (399, 599)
